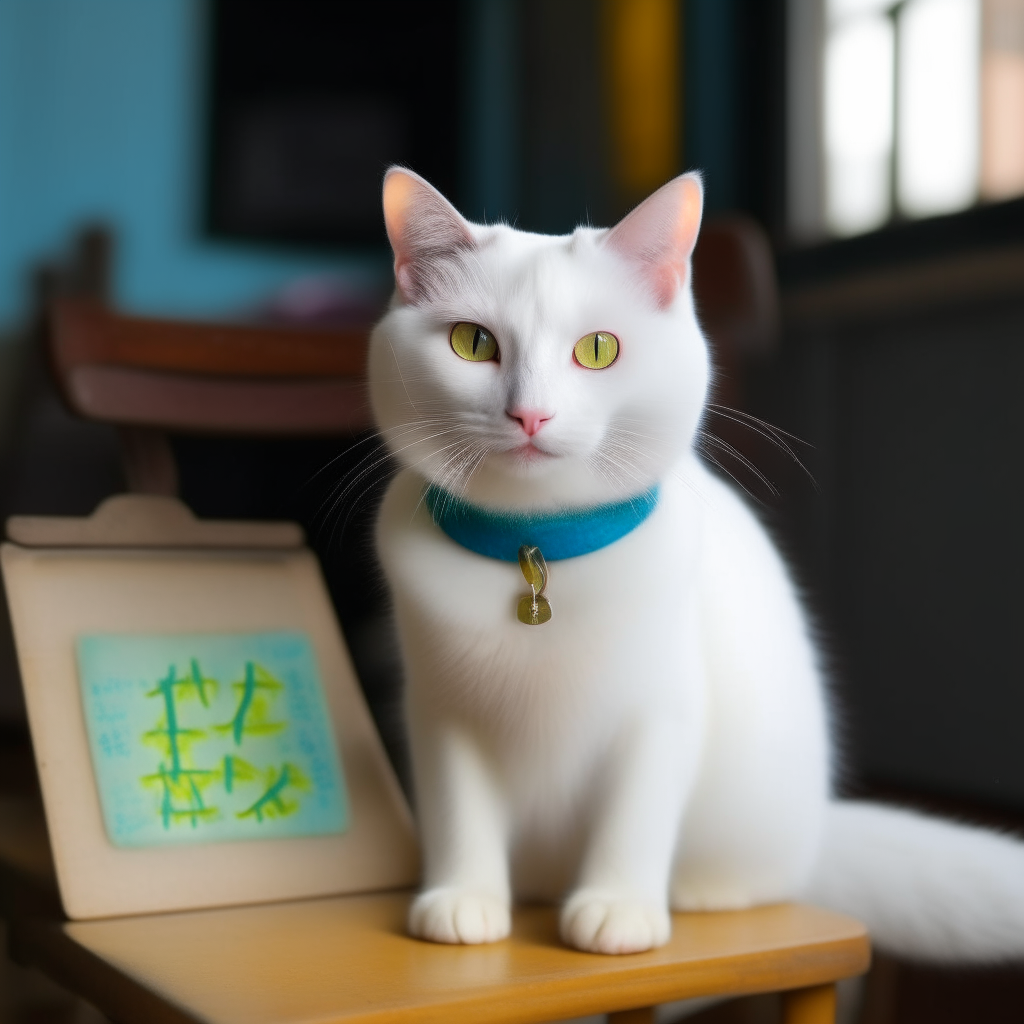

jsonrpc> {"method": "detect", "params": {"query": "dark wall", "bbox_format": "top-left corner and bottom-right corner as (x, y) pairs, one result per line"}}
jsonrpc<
(684, 0), (786, 231)
(207, 0), (462, 247)
(205, 0), (787, 241)
(752, 277), (1024, 809)
(517, 0), (612, 233)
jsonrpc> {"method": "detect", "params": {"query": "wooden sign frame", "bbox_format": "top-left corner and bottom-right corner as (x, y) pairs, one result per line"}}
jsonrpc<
(1, 495), (418, 920)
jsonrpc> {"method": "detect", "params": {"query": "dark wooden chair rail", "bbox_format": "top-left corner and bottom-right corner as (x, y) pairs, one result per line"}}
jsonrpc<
(46, 298), (375, 444)
(49, 297), (369, 378)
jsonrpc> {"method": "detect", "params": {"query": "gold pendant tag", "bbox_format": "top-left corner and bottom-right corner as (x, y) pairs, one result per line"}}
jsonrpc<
(517, 545), (551, 625)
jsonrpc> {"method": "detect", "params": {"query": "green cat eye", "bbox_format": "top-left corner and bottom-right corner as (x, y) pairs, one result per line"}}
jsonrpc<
(574, 332), (619, 369)
(450, 322), (498, 362)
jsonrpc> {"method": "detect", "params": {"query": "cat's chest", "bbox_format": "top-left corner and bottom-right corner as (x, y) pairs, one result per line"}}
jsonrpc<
(377, 470), (700, 684)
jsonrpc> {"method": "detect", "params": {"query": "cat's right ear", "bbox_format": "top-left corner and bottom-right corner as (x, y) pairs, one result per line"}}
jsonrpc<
(604, 173), (704, 309)
(382, 167), (474, 304)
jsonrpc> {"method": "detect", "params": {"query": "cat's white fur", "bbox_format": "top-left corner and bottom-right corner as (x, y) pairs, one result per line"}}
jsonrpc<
(369, 167), (1024, 960)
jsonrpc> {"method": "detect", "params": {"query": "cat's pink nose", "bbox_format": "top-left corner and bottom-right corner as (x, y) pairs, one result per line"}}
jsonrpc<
(508, 408), (553, 437)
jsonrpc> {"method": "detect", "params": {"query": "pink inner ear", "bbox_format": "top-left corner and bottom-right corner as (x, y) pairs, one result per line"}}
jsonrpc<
(605, 174), (704, 308)
(649, 264), (682, 308)
(382, 167), (474, 303)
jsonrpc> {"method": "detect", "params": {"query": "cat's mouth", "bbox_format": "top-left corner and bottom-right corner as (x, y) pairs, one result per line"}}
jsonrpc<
(508, 440), (556, 463)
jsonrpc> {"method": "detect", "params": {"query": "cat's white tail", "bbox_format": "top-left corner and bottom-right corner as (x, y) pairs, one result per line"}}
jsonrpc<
(804, 801), (1024, 964)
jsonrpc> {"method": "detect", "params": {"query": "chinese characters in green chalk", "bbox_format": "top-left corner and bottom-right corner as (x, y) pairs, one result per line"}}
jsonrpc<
(141, 658), (312, 830)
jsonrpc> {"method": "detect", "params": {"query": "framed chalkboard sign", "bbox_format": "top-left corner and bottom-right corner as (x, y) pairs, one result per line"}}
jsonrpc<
(1, 496), (418, 920)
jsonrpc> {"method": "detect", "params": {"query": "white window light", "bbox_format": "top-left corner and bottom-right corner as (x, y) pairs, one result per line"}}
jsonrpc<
(825, 12), (895, 234)
(897, 0), (981, 218)
(828, 0), (895, 19)
(799, 0), (1021, 240)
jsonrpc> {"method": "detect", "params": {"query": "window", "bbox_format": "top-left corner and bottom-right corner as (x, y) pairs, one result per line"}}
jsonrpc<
(789, 0), (1024, 239)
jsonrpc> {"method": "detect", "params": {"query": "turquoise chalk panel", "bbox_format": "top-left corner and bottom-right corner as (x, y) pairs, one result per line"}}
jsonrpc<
(77, 632), (349, 848)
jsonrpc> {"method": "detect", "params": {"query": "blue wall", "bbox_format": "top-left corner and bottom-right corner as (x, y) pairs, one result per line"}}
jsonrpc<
(0, 0), (380, 331)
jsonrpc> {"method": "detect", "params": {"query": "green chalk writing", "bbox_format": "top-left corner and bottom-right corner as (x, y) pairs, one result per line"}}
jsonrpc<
(77, 632), (350, 848)
(141, 659), (302, 831)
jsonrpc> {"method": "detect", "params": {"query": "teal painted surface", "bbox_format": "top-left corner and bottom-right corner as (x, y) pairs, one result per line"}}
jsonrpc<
(462, 0), (520, 224)
(684, 0), (739, 213)
(77, 631), (349, 848)
(0, 0), (378, 329)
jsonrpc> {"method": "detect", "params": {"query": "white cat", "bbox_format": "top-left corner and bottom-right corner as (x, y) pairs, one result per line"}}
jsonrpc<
(369, 166), (1024, 960)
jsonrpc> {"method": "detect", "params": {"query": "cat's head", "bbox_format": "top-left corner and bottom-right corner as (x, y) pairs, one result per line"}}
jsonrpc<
(369, 167), (709, 511)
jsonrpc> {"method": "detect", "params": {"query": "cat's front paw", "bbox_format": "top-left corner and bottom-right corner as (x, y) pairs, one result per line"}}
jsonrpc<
(408, 887), (511, 945)
(560, 889), (671, 954)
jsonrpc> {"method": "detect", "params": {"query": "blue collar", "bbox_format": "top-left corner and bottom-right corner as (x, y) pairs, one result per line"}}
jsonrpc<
(424, 484), (660, 562)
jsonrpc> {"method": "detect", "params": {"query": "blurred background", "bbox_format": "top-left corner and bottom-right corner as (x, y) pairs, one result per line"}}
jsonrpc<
(1, 1), (1024, 1021)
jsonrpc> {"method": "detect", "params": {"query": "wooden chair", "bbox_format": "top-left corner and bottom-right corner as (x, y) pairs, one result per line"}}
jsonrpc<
(12, 891), (866, 1024)
(45, 296), (374, 496)
(0, 804), (866, 1024)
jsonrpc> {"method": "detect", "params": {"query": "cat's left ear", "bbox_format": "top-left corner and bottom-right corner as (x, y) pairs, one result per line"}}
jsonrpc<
(382, 166), (474, 303)
(603, 173), (704, 308)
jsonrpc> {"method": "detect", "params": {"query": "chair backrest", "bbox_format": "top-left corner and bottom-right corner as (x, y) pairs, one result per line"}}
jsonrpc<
(48, 298), (373, 437)
(692, 214), (780, 365)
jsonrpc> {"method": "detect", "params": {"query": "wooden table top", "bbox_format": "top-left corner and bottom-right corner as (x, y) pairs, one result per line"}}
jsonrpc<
(14, 890), (869, 1024)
